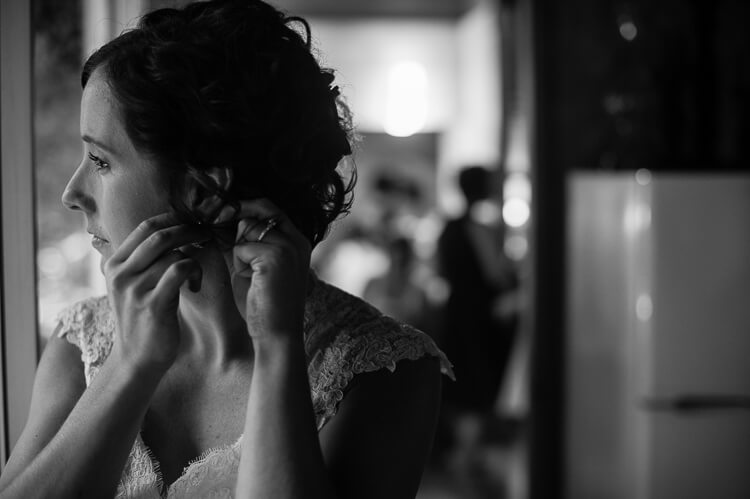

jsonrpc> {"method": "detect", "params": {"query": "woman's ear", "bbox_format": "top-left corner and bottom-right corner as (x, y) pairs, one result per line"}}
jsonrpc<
(183, 166), (234, 223)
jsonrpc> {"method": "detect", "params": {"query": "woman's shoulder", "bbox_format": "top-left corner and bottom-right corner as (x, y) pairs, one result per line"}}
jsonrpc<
(56, 295), (113, 341)
(55, 295), (115, 384)
(304, 276), (454, 429)
(305, 275), (453, 371)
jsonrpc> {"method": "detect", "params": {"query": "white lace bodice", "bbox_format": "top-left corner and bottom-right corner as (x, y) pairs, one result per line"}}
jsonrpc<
(56, 276), (454, 498)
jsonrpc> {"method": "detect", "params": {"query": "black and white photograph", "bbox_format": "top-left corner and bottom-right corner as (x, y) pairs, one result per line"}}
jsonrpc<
(0, 0), (748, 498)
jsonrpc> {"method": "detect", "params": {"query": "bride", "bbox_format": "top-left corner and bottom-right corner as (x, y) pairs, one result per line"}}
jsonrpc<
(0, 1), (452, 497)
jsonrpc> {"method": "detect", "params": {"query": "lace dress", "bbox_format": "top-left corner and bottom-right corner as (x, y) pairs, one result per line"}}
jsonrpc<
(56, 276), (454, 498)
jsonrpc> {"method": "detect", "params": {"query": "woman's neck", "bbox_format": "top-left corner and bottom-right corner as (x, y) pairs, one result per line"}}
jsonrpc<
(175, 245), (252, 369)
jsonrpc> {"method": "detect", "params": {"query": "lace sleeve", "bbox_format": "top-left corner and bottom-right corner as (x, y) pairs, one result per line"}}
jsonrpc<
(309, 316), (454, 430)
(55, 296), (115, 385)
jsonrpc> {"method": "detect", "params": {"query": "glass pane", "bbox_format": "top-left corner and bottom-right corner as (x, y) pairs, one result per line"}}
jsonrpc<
(34, 0), (106, 347)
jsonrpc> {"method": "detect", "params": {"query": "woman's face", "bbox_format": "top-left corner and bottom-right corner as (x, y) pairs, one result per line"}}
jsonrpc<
(62, 70), (171, 264)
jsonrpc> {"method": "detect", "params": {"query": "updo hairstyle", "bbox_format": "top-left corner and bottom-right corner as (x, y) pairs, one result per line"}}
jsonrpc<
(82, 0), (355, 246)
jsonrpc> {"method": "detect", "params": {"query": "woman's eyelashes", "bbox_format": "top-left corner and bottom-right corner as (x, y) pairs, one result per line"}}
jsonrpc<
(87, 151), (110, 171)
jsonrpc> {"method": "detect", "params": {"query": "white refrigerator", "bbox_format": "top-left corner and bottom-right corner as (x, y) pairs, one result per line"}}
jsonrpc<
(565, 172), (750, 499)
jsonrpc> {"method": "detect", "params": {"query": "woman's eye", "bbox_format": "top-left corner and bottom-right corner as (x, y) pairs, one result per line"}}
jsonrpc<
(87, 152), (110, 171)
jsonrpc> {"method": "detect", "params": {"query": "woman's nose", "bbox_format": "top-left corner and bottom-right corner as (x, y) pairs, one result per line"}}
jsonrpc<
(61, 162), (95, 213)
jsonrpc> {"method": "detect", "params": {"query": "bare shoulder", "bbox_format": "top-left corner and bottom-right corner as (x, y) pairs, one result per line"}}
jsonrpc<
(0, 327), (86, 485)
(32, 329), (87, 411)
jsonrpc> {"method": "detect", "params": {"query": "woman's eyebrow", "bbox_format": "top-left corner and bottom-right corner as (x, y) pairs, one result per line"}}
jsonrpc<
(81, 134), (115, 155)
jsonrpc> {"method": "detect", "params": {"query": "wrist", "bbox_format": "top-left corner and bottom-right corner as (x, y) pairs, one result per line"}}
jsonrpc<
(251, 333), (306, 368)
(108, 344), (170, 383)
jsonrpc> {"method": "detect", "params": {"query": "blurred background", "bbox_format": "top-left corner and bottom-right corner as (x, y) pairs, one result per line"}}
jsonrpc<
(1, 0), (749, 498)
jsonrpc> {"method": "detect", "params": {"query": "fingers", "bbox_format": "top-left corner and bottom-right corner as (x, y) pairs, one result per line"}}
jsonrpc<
(231, 228), (299, 275)
(235, 217), (287, 245)
(216, 199), (291, 235)
(227, 199), (311, 279)
(213, 198), (281, 226)
(130, 249), (201, 294)
(232, 241), (302, 277)
(124, 224), (211, 274)
(235, 218), (268, 244)
(231, 214), (309, 274)
(104, 213), (209, 310)
(108, 216), (211, 274)
(223, 198), (309, 248)
(109, 213), (181, 264)
(151, 257), (202, 308)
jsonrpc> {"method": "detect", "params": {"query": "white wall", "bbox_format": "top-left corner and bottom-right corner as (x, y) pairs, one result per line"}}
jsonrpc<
(308, 18), (457, 134)
(308, 1), (502, 217)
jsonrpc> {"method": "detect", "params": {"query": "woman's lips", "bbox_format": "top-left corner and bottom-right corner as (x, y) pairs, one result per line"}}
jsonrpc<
(90, 234), (109, 250)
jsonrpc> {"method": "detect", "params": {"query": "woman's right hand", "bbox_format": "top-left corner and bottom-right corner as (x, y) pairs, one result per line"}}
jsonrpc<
(103, 213), (210, 375)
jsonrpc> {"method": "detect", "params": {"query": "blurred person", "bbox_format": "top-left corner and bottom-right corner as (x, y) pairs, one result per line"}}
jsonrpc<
(371, 170), (424, 246)
(313, 222), (390, 297)
(363, 236), (433, 333)
(314, 171), (420, 297)
(435, 165), (519, 496)
(0, 2), (455, 498)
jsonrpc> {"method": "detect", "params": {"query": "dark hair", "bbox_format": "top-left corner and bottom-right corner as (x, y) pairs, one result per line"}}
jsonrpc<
(82, 0), (355, 246)
(458, 166), (491, 206)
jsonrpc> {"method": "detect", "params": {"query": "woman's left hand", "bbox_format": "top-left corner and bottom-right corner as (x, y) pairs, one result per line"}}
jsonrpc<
(220, 198), (312, 343)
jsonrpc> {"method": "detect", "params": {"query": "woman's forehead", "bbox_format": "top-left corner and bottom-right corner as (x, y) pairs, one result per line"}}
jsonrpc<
(80, 72), (128, 153)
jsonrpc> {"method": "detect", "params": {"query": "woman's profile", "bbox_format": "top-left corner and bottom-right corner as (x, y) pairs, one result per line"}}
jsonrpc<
(0, 1), (453, 497)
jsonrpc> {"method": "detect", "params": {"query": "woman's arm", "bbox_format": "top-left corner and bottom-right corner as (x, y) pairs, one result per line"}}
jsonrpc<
(232, 199), (442, 498)
(318, 357), (442, 498)
(0, 215), (209, 498)
(237, 336), (336, 498)
(0, 332), (162, 499)
(237, 339), (442, 499)
(231, 199), (334, 497)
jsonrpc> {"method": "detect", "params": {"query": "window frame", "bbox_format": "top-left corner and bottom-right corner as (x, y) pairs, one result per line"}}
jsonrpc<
(0, 0), (149, 467)
(0, 0), (38, 466)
